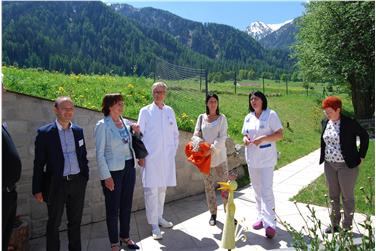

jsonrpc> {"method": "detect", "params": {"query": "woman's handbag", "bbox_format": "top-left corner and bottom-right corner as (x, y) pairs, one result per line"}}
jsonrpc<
(120, 117), (148, 159)
(130, 129), (148, 159)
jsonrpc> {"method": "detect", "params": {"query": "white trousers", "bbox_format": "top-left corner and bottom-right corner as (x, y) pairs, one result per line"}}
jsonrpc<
(144, 187), (167, 225)
(248, 166), (276, 228)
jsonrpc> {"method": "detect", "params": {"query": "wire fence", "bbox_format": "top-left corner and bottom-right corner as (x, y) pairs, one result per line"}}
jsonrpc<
(154, 57), (208, 131)
(209, 78), (348, 98)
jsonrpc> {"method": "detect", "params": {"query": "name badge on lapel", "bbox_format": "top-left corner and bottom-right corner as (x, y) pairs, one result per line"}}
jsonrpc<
(260, 116), (267, 129)
(168, 117), (173, 125)
(79, 139), (84, 147)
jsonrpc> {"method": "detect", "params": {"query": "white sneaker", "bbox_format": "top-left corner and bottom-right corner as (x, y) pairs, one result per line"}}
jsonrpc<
(158, 218), (174, 228)
(152, 228), (163, 240)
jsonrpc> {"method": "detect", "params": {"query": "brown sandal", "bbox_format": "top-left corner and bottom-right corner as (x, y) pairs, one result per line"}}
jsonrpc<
(111, 243), (122, 251)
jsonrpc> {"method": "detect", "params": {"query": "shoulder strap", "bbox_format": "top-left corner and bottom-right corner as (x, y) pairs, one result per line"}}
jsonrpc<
(199, 114), (205, 136)
(119, 116), (131, 136)
(195, 114), (204, 138)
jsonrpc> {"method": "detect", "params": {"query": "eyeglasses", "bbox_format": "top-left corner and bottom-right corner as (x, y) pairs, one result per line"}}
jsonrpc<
(153, 90), (166, 94)
(59, 107), (74, 112)
(250, 97), (261, 102)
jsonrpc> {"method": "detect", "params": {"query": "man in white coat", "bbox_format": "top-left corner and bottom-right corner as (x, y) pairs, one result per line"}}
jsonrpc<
(137, 82), (179, 240)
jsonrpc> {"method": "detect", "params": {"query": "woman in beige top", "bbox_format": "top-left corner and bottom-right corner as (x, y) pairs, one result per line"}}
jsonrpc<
(194, 93), (228, 226)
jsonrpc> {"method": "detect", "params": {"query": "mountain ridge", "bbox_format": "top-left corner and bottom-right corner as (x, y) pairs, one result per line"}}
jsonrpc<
(3, 2), (295, 78)
(110, 3), (294, 73)
(246, 19), (294, 41)
(259, 18), (300, 50)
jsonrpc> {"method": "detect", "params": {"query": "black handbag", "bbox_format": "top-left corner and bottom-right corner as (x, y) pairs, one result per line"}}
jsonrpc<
(130, 129), (148, 159)
(120, 117), (148, 159)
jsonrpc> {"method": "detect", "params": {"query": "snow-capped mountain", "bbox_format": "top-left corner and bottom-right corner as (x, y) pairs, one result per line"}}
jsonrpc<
(260, 18), (300, 50)
(246, 19), (293, 40)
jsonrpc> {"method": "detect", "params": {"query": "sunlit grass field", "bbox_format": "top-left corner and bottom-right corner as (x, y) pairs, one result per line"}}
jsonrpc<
(211, 78), (329, 96)
(3, 66), (353, 170)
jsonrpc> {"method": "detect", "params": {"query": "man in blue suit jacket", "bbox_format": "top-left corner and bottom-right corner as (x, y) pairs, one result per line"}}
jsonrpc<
(32, 96), (89, 251)
(2, 123), (22, 250)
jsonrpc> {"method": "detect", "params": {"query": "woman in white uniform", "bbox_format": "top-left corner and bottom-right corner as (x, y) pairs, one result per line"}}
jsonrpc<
(137, 82), (179, 240)
(241, 91), (283, 239)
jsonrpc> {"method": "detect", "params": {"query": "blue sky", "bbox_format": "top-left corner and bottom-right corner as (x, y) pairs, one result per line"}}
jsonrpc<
(104, 1), (306, 31)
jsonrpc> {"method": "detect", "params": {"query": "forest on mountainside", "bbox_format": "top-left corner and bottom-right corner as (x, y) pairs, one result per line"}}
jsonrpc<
(3, 1), (294, 80)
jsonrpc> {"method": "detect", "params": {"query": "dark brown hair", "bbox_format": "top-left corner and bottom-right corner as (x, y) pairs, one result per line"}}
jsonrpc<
(205, 92), (220, 115)
(249, 91), (268, 112)
(101, 93), (124, 116)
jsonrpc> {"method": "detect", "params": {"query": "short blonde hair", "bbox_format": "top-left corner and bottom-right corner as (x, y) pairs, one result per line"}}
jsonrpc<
(152, 82), (168, 93)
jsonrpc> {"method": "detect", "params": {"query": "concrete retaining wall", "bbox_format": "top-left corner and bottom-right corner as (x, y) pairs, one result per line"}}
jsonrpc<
(2, 91), (246, 237)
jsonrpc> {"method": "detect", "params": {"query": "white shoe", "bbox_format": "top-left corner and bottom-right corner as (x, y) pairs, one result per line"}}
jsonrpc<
(158, 218), (174, 228)
(152, 228), (163, 240)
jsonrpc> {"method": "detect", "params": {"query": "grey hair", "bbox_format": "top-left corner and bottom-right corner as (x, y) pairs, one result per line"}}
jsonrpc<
(54, 96), (73, 108)
(151, 82), (168, 93)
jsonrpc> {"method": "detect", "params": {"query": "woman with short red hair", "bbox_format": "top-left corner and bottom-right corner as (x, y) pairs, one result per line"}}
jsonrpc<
(320, 96), (369, 233)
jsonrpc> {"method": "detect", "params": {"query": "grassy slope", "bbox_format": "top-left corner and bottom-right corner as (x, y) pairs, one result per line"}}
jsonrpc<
(3, 66), (350, 171)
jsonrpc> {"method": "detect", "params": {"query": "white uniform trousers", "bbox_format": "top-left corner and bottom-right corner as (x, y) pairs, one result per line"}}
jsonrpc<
(249, 166), (276, 228)
(144, 187), (167, 225)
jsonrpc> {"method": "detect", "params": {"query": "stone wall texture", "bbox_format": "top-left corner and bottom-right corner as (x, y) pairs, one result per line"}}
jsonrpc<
(2, 91), (246, 237)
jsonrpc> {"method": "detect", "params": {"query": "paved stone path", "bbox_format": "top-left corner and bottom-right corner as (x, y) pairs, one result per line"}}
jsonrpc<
(30, 149), (370, 250)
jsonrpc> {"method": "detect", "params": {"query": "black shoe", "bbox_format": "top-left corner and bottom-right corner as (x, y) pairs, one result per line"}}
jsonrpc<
(325, 226), (340, 234)
(209, 214), (217, 226)
(120, 238), (140, 250)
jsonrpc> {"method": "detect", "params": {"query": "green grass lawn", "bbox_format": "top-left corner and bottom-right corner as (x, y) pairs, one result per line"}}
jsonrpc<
(3, 66), (354, 172)
(209, 78), (347, 97)
(292, 141), (375, 215)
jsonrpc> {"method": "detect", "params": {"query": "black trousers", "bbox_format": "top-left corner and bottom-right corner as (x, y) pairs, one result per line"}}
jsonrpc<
(102, 159), (136, 244)
(46, 175), (87, 251)
(2, 189), (17, 250)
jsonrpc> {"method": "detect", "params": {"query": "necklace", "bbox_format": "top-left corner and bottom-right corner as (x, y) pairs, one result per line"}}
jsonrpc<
(114, 119), (123, 128)
(207, 114), (219, 122)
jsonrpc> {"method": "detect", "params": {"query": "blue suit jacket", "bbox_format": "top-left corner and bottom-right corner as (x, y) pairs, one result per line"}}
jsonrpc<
(32, 122), (89, 201)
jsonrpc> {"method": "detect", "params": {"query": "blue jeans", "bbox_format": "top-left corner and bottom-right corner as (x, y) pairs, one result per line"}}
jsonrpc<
(102, 159), (135, 244)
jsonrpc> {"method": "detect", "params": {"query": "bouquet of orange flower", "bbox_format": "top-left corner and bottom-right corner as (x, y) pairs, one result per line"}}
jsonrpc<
(184, 136), (211, 175)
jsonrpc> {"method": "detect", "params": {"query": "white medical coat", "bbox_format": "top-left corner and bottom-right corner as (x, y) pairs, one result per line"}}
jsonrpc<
(241, 108), (283, 168)
(138, 102), (179, 187)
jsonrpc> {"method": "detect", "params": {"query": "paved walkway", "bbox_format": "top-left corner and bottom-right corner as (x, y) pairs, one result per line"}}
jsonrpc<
(30, 149), (370, 250)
